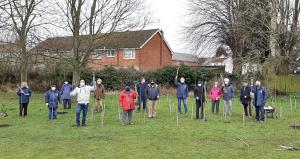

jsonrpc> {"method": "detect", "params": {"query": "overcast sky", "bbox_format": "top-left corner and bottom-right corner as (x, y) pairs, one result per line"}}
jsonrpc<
(145, 0), (191, 54)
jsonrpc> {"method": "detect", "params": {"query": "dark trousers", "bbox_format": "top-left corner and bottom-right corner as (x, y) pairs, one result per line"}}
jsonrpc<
(211, 100), (220, 114)
(63, 99), (72, 109)
(19, 103), (28, 116)
(255, 106), (265, 121)
(48, 107), (58, 120)
(242, 103), (249, 116)
(138, 97), (147, 111)
(76, 103), (89, 126)
(196, 99), (204, 119)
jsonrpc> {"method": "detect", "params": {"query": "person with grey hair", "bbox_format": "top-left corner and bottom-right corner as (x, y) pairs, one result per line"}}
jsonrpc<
(251, 80), (268, 122)
(221, 78), (234, 116)
(17, 82), (32, 117)
(94, 78), (105, 113)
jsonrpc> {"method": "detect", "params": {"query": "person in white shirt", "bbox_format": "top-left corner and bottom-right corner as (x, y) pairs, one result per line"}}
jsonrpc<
(70, 79), (95, 127)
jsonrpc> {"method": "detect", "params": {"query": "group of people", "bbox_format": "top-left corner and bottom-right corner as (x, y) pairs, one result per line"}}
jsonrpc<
(174, 76), (268, 122)
(16, 75), (268, 128)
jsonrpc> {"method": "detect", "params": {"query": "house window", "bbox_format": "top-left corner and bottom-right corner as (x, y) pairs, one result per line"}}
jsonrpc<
(92, 50), (102, 59)
(123, 49), (136, 59)
(107, 50), (116, 57)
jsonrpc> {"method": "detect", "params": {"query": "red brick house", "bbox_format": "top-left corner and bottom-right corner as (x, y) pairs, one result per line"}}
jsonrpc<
(35, 29), (173, 71)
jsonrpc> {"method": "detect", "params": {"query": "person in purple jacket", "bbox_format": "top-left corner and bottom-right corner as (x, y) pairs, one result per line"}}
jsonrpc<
(60, 81), (73, 109)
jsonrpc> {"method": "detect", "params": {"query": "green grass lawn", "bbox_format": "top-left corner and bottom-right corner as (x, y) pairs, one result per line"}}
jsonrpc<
(0, 92), (299, 159)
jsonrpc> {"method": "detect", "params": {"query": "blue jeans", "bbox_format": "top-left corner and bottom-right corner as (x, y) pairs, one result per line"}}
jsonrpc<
(76, 103), (89, 126)
(177, 98), (188, 113)
(48, 107), (57, 120)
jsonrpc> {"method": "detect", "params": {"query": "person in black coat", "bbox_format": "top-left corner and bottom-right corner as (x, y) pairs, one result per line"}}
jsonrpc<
(194, 81), (206, 119)
(240, 81), (251, 116)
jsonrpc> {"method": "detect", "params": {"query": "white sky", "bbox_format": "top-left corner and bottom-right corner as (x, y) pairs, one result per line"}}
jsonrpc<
(145, 0), (191, 54)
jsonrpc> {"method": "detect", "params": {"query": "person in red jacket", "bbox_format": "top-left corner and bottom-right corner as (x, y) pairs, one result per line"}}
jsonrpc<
(210, 81), (222, 114)
(119, 85), (137, 126)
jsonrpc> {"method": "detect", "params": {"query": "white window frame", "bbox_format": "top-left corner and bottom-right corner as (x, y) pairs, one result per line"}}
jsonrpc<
(92, 50), (103, 59)
(107, 50), (116, 58)
(123, 49), (136, 59)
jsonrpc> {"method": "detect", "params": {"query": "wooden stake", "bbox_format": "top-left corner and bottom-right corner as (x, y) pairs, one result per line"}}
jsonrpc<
(294, 96), (297, 111)
(191, 105), (194, 119)
(101, 104), (105, 127)
(143, 110), (146, 123)
(169, 103), (171, 117)
(176, 112), (179, 128)
(279, 105), (282, 119)
(242, 113), (245, 128)
(290, 97), (292, 112)
(118, 105), (121, 121)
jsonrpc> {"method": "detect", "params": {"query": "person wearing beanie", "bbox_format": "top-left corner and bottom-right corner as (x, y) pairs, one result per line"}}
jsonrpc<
(119, 85), (137, 126)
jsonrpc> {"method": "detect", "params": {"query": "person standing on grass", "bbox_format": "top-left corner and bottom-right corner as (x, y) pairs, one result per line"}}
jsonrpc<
(17, 82), (32, 117)
(175, 76), (189, 114)
(60, 81), (72, 109)
(45, 84), (60, 120)
(210, 81), (222, 114)
(240, 80), (251, 117)
(119, 85), (137, 126)
(146, 80), (160, 118)
(194, 81), (206, 119)
(137, 78), (147, 112)
(221, 78), (234, 116)
(94, 78), (105, 113)
(251, 81), (268, 122)
(70, 79), (95, 127)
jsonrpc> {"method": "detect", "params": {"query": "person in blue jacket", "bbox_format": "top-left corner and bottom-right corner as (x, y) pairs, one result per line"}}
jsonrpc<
(60, 81), (73, 109)
(175, 76), (189, 114)
(137, 78), (148, 112)
(17, 82), (32, 117)
(251, 80), (268, 122)
(45, 84), (61, 120)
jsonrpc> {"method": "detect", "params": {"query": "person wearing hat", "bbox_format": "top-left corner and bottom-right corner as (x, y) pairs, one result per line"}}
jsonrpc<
(94, 78), (105, 113)
(240, 80), (251, 116)
(194, 81), (206, 119)
(119, 84), (137, 126)
(60, 81), (73, 109)
(221, 78), (234, 116)
(17, 82), (32, 117)
(45, 84), (61, 120)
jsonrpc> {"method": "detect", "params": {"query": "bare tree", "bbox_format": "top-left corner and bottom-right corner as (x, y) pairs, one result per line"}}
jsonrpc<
(0, 0), (49, 82)
(54, 0), (150, 85)
(187, 0), (300, 76)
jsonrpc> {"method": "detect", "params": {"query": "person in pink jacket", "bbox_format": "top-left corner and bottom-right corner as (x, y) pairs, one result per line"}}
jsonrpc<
(210, 81), (222, 114)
